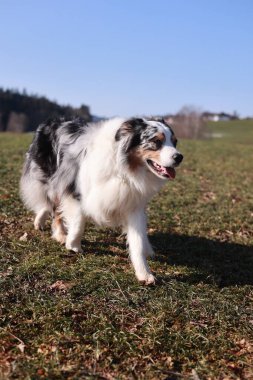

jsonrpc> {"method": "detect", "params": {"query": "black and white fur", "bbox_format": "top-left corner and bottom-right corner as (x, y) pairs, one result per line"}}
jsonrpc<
(20, 117), (183, 284)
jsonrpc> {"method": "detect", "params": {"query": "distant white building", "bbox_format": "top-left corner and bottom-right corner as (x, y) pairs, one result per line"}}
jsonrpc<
(202, 112), (238, 122)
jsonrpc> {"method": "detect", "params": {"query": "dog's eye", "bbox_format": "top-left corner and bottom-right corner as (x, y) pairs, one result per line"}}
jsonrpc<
(154, 139), (163, 149)
(174, 139), (178, 147)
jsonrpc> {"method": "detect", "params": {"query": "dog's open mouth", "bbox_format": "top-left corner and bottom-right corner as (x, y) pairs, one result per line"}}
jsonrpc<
(146, 160), (176, 180)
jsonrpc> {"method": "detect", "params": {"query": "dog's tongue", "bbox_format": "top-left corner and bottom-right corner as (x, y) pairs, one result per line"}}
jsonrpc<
(153, 162), (176, 180)
(163, 167), (176, 180)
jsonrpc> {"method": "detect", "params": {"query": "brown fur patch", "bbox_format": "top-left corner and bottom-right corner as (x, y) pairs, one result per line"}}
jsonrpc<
(140, 149), (161, 162)
(128, 149), (143, 171)
(150, 132), (165, 143)
(128, 147), (161, 171)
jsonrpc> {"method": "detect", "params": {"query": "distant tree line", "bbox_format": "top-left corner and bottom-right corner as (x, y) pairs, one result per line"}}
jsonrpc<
(0, 88), (91, 132)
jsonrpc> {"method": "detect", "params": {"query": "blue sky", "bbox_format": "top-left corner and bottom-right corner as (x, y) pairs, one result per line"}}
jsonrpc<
(0, 0), (253, 117)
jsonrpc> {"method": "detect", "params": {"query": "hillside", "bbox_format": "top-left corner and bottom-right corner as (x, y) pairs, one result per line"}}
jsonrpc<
(0, 88), (91, 132)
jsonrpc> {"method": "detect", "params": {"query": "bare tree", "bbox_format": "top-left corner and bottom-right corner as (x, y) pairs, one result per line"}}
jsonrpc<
(6, 112), (29, 132)
(165, 105), (208, 139)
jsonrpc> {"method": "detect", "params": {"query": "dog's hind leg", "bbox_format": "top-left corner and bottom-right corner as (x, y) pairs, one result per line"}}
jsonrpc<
(61, 196), (85, 253)
(126, 210), (155, 285)
(52, 212), (67, 244)
(34, 208), (50, 230)
(20, 174), (51, 230)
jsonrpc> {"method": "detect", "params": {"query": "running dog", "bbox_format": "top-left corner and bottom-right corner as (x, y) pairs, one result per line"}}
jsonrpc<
(20, 117), (183, 284)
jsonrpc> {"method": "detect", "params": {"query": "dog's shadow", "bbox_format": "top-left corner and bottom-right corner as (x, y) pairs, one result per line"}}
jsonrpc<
(149, 232), (253, 287)
(81, 230), (253, 287)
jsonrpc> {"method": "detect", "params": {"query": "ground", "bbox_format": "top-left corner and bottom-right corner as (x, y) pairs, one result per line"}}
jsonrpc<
(0, 120), (253, 379)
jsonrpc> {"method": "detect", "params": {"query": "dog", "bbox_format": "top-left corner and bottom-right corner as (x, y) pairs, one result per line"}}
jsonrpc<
(20, 117), (183, 284)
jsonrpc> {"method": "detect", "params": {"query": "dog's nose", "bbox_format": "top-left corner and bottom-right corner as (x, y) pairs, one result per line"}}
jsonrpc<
(173, 153), (183, 165)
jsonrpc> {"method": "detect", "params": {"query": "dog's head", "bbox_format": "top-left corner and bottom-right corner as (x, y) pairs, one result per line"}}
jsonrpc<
(115, 117), (183, 180)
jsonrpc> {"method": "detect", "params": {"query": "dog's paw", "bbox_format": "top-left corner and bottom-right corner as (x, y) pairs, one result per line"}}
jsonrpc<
(34, 220), (44, 231)
(137, 272), (156, 285)
(52, 230), (66, 245)
(65, 242), (83, 254)
(34, 210), (49, 231)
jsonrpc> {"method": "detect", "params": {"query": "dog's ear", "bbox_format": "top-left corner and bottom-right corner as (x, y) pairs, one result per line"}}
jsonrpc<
(157, 118), (165, 124)
(115, 118), (145, 153)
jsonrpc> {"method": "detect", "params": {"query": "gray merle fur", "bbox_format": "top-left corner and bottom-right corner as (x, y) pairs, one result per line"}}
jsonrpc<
(24, 117), (88, 201)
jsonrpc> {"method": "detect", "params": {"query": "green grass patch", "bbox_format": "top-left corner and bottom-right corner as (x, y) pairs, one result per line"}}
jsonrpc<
(208, 119), (253, 144)
(0, 129), (253, 379)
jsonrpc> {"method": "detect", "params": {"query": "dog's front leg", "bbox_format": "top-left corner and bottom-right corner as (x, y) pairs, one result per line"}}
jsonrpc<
(61, 196), (85, 253)
(127, 210), (155, 284)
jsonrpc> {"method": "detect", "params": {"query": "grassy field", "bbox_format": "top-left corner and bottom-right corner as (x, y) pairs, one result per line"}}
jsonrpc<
(0, 120), (253, 379)
(207, 119), (253, 144)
